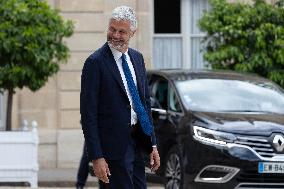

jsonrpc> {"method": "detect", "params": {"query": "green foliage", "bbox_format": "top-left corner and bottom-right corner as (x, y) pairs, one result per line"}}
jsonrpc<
(199, 0), (284, 87)
(0, 0), (74, 92)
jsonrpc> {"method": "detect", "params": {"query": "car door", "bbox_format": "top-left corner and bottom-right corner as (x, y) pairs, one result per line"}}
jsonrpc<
(148, 74), (182, 163)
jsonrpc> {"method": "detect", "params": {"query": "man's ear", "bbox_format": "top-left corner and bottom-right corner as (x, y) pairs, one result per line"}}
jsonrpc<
(130, 30), (136, 38)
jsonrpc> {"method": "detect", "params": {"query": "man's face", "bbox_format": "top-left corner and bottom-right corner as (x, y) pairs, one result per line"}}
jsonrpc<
(107, 19), (135, 52)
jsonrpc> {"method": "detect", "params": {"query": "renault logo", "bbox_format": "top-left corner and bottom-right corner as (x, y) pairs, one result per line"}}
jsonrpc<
(272, 135), (284, 153)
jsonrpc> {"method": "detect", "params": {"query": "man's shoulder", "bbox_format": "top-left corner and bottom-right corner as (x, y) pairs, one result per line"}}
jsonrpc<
(129, 48), (144, 65)
(86, 43), (110, 62)
(129, 47), (142, 57)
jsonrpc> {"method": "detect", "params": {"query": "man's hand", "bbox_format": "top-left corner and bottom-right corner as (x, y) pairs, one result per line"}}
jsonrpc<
(150, 147), (160, 172)
(92, 158), (111, 183)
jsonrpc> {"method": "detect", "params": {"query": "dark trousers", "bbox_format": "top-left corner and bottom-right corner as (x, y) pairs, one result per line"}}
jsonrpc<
(99, 138), (147, 189)
(76, 142), (89, 188)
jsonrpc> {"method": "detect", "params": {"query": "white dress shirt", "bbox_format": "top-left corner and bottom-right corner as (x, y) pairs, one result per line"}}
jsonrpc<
(109, 45), (138, 125)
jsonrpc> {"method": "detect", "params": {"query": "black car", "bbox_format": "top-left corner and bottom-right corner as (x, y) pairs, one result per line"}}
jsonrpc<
(146, 69), (284, 189)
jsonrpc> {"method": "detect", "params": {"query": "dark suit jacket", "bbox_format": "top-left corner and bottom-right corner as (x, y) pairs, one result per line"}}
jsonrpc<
(80, 42), (157, 161)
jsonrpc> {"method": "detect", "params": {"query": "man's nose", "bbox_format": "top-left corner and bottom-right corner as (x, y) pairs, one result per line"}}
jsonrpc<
(113, 31), (120, 38)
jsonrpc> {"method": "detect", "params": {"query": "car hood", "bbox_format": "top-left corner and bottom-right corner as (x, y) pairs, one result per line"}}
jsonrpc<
(192, 111), (284, 136)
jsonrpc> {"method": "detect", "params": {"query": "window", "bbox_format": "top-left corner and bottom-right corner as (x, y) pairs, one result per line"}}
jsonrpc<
(150, 78), (168, 110)
(152, 0), (209, 69)
(154, 0), (181, 33)
(152, 0), (182, 69)
(190, 0), (209, 69)
(169, 85), (182, 112)
(153, 0), (182, 69)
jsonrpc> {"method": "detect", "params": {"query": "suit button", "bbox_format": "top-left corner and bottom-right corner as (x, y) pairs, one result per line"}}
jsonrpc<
(128, 123), (131, 127)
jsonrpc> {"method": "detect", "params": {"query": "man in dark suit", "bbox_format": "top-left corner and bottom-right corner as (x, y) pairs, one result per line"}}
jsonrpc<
(76, 142), (89, 189)
(80, 5), (160, 189)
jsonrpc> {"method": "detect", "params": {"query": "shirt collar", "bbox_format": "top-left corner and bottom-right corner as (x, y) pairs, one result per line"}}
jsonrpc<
(108, 43), (129, 62)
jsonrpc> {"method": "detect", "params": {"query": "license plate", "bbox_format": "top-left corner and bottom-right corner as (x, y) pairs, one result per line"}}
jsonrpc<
(258, 162), (284, 173)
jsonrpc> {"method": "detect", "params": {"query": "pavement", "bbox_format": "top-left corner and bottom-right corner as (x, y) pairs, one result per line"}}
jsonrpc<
(0, 187), (163, 189)
(0, 186), (164, 189)
(0, 168), (164, 189)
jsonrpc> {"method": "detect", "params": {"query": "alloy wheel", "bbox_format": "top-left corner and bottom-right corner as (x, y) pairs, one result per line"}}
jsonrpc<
(165, 153), (181, 189)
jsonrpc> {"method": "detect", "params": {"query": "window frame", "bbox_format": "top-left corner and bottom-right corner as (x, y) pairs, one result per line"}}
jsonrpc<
(151, 0), (209, 69)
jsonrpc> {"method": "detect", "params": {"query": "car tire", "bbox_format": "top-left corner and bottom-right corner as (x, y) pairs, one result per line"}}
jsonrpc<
(164, 146), (184, 189)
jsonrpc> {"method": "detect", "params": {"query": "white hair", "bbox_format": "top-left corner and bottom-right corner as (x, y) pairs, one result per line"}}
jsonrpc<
(111, 6), (137, 31)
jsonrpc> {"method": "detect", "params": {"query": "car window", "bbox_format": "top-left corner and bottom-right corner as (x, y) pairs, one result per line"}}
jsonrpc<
(151, 79), (168, 110)
(176, 79), (284, 113)
(169, 84), (182, 112)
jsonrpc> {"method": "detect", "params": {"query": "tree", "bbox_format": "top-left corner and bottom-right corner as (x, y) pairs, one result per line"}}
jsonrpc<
(199, 0), (284, 87)
(0, 0), (74, 130)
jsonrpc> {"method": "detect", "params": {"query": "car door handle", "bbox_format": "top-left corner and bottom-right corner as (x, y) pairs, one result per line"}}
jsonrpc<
(151, 108), (167, 114)
(151, 108), (167, 120)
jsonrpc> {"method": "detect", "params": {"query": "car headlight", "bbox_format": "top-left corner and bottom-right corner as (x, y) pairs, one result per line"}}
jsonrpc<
(193, 126), (236, 145)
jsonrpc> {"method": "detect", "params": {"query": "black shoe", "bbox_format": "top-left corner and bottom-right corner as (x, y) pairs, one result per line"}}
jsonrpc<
(76, 186), (84, 189)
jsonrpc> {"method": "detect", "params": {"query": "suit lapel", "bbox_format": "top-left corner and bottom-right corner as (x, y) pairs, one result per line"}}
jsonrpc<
(103, 44), (128, 97)
(102, 43), (144, 99)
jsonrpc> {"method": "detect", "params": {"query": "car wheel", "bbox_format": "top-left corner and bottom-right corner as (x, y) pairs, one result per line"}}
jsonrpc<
(164, 146), (183, 189)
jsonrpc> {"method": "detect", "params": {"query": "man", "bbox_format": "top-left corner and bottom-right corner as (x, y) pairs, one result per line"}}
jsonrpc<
(80, 6), (160, 189)
(76, 142), (89, 189)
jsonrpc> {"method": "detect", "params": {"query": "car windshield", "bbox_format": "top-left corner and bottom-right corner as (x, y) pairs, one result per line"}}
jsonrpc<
(176, 79), (284, 114)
